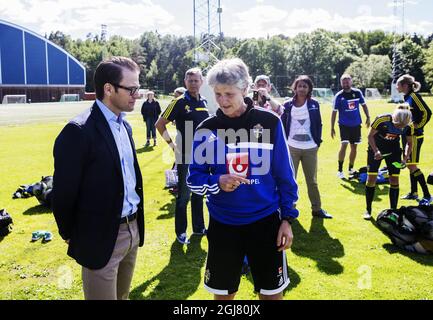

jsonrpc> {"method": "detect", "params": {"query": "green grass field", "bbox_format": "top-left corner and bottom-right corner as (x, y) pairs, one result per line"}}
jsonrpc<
(1, 98), (432, 300)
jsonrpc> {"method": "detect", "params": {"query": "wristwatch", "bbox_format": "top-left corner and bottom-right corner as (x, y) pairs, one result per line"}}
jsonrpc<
(281, 216), (295, 225)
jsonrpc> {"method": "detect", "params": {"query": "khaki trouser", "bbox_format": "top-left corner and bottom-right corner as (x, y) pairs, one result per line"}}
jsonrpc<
(289, 146), (322, 212)
(82, 219), (140, 300)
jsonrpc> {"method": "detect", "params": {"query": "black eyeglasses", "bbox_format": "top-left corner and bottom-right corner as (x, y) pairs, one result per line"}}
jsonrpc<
(111, 83), (140, 96)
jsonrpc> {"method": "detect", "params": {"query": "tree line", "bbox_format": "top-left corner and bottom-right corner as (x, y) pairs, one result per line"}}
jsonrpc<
(48, 29), (433, 96)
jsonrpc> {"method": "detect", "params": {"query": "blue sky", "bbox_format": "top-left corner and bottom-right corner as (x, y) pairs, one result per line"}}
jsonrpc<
(1, 0), (432, 39)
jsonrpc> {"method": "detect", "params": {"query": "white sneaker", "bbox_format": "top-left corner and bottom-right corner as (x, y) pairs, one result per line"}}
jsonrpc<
(176, 233), (190, 245)
(337, 171), (345, 179)
(419, 197), (433, 206)
(348, 169), (356, 176)
(363, 211), (372, 220)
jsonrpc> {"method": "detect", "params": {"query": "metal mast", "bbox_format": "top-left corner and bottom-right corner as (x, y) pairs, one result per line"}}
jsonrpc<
(101, 24), (108, 42)
(193, 0), (223, 72)
(391, 0), (405, 102)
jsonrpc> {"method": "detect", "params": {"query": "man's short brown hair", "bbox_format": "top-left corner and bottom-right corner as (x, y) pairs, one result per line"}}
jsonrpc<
(94, 56), (140, 100)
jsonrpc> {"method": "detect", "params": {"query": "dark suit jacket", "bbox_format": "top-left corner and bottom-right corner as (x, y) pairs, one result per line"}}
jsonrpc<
(52, 102), (144, 269)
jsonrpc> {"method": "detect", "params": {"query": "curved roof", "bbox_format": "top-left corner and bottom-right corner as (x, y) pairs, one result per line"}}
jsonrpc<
(0, 19), (85, 87)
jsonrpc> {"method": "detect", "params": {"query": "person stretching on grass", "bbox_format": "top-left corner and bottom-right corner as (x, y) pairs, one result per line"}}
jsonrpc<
(364, 104), (413, 220)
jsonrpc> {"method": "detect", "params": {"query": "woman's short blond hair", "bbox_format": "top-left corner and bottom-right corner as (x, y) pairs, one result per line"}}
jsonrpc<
(392, 103), (412, 127)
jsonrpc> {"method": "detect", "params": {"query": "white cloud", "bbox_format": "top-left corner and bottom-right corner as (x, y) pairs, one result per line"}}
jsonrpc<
(357, 5), (373, 16)
(387, 0), (419, 7)
(229, 5), (431, 38)
(0, 0), (182, 39)
(1, 1), (431, 40)
(231, 5), (288, 38)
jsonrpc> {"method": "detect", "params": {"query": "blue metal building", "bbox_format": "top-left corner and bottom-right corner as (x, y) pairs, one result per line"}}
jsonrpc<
(0, 19), (86, 103)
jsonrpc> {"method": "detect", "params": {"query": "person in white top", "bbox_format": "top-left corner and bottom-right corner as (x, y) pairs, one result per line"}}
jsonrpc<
(282, 75), (332, 219)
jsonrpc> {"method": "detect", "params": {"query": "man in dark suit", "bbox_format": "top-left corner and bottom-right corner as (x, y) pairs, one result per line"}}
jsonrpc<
(53, 56), (144, 300)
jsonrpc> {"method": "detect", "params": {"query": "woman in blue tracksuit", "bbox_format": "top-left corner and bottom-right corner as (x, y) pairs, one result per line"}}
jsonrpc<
(187, 58), (299, 300)
(281, 75), (331, 219)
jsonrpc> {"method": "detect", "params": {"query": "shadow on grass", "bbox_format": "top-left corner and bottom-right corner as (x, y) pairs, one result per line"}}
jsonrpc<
(382, 243), (433, 266)
(22, 205), (52, 215)
(130, 235), (207, 300)
(136, 146), (156, 154)
(369, 219), (433, 266)
(157, 197), (176, 220)
(340, 179), (390, 199)
(291, 218), (345, 275)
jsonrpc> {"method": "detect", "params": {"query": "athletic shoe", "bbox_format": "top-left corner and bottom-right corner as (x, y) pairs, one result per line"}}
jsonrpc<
(401, 192), (419, 200)
(312, 209), (333, 219)
(192, 228), (207, 236)
(337, 171), (345, 179)
(348, 168), (356, 176)
(42, 231), (53, 243)
(418, 197), (433, 206)
(176, 233), (190, 245)
(144, 141), (150, 147)
(363, 211), (372, 220)
(153, 140), (157, 146)
(31, 231), (44, 242)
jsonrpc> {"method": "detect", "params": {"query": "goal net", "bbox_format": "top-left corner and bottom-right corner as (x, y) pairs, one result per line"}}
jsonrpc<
(312, 88), (334, 102)
(365, 88), (382, 100)
(60, 94), (80, 102)
(2, 95), (27, 104)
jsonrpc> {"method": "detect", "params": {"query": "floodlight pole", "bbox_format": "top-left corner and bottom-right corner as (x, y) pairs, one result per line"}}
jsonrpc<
(391, 0), (405, 103)
(193, 0), (223, 72)
(101, 24), (108, 42)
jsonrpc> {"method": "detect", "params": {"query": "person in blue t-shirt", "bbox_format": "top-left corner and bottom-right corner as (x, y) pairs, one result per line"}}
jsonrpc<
(331, 74), (371, 179)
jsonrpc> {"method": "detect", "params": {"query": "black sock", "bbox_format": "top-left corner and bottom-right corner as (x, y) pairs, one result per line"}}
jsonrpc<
(414, 169), (431, 199)
(366, 186), (376, 214)
(338, 161), (343, 172)
(389, 185), (399, 209)
(410, 172), (418, 195)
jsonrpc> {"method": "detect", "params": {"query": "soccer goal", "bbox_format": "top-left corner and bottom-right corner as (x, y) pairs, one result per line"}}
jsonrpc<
(312, 88), (334, 102)
(2, 95), (27, 104)
(60, 94), (80, 102)
(365, 88), (382, 100)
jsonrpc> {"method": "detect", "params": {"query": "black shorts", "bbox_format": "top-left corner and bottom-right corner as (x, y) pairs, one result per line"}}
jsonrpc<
(367, 148), (402, 176)
(402, 134), (424, 165)
(204, 212), (289, 295)
(339, 124), (361, 144)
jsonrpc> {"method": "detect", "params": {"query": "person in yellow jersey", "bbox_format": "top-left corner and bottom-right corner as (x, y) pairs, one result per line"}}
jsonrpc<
(364, 105), (414, 220)
(396, 74), (432, 205)
(156, 68), (210, 245)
